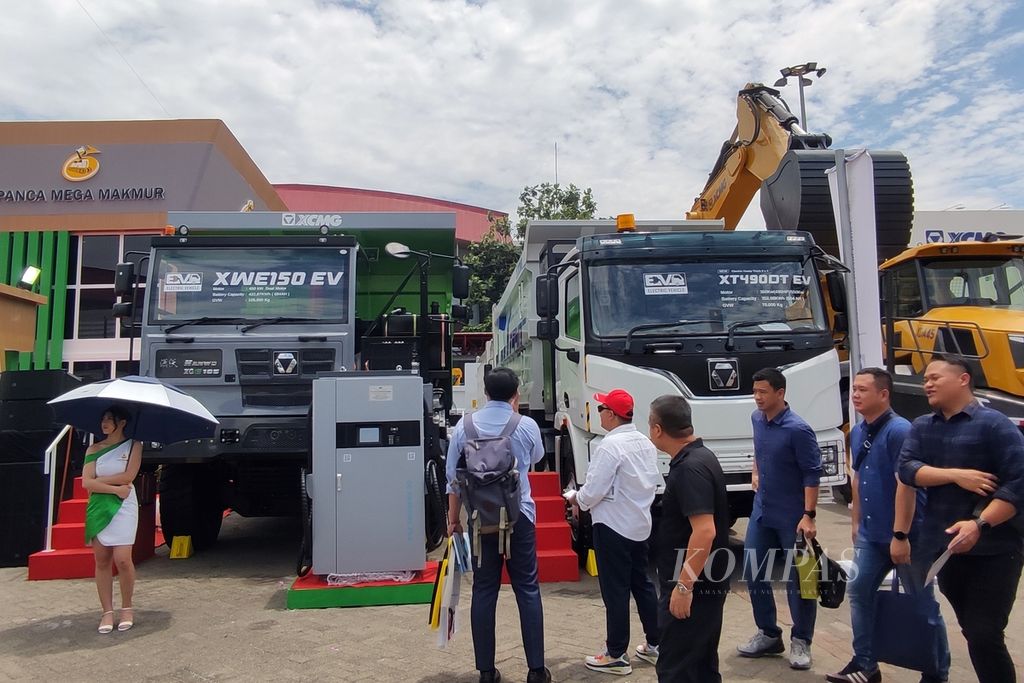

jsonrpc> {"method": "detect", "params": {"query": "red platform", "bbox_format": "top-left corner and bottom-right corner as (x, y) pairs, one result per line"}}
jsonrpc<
(28, 476), (156, 581)
(501, 472), (578, 584)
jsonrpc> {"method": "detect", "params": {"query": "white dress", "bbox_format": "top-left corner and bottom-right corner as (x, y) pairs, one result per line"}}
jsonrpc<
(92, 440), (139, 547)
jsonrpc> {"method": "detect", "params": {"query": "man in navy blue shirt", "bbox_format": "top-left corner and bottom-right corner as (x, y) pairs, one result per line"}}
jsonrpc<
(737, 367), (821, 670)
(896, 354), (1024, 683)
(827, 368), (949, 683)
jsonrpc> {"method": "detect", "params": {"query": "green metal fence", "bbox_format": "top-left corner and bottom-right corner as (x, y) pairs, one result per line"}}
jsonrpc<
(0, 230), (71, 370)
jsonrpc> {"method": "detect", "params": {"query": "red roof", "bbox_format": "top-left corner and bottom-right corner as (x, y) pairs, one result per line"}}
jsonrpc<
(274, 184), (505, 243)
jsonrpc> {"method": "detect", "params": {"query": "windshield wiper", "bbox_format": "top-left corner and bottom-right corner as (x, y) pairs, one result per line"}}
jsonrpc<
(240, 316), (317, 333)
(624, 319), (721, 353)
(724, 317), (814, 351)
(162, 317), (245, 334)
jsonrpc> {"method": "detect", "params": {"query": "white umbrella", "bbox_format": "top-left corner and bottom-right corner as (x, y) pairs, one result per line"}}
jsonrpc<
(47, 375), (218, 444)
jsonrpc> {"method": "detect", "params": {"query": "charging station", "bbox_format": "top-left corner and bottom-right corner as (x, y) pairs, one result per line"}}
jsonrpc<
(309, 372), (427, 575)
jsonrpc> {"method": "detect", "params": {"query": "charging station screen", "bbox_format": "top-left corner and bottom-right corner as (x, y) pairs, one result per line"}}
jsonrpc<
(358, 427), (380, 444)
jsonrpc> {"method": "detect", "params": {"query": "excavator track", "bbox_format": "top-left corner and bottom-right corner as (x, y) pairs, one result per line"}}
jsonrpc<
(759, 150), (914, 261)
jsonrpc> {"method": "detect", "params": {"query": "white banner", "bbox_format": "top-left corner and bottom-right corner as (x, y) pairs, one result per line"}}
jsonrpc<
(827, 149), (884, 373)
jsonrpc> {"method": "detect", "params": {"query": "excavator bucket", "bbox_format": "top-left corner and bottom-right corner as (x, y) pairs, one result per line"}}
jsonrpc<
(759, 149), (914, 262)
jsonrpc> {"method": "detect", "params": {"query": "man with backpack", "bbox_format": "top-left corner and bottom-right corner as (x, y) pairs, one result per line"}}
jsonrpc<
(446, 367), (551, 683)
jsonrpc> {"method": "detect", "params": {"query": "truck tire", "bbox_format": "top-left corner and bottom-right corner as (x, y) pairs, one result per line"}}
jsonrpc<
(558, 431), (593, 562)
(158, 463), (225, 551)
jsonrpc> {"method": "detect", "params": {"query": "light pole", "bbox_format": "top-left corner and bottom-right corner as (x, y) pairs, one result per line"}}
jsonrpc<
(774, 62), (827, 130)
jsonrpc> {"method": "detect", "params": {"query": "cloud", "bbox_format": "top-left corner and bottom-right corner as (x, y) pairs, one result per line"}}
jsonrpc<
(0, 0), (1021, 226)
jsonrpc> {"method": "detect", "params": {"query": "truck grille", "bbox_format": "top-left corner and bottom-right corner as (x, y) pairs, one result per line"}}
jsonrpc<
(235, 349), (336, 377)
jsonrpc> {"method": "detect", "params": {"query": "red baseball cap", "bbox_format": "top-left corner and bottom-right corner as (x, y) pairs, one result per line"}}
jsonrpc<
(594, 389), (634, 419)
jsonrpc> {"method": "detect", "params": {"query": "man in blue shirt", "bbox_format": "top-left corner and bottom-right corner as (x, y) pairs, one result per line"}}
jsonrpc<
(446, 367), (551, 683)
(896, 354), (1024, 683)
(827, 368), (949, 683)
(737, 367), (820, 670)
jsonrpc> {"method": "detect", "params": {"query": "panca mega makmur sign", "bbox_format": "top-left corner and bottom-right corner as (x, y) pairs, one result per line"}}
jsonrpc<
(0, 144), (165, 205)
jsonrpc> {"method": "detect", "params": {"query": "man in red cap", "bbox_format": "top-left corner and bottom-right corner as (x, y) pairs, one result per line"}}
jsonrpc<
(568, 388), (662, 676)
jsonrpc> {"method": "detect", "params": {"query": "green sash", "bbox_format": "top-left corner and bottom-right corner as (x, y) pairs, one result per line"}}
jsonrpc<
(84, 441), (129, 545)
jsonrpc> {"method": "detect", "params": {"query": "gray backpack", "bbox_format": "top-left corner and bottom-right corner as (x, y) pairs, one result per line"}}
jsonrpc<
(455, 412), (522, 564)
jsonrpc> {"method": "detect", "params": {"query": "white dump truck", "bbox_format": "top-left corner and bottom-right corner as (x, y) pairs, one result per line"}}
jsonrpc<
(482, 216), (848, 554)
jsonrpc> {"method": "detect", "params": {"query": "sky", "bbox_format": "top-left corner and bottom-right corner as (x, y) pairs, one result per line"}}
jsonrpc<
(2, 0), (1022, 227)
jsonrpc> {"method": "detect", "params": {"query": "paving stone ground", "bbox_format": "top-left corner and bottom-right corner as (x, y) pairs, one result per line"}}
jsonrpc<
(1, 503), (1021, 681)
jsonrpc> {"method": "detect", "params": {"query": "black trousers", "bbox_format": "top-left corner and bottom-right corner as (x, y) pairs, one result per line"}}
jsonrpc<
(592, 522), (660, 657)
(937, 550), (1024, 683)
(656, 584), (727, 683)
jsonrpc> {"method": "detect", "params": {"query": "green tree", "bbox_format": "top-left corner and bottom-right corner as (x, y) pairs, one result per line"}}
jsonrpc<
(463, 214), (522, 331)
(515, 182), (598, 239)
(463, 183), (598, 330)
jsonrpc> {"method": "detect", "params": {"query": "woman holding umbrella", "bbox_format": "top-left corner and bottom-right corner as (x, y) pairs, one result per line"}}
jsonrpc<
(82, 405), (142, 634)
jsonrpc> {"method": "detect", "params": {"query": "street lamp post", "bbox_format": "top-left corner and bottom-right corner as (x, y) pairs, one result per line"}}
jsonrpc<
(774, 62), (827, 130)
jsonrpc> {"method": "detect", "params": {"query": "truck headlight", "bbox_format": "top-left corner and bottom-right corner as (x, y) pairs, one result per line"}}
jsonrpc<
(820, 442), (839, 477)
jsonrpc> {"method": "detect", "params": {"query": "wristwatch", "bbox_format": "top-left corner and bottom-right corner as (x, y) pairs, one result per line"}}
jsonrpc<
(892, 530), (909, 541)
(975, 518), (992, 534)
(675, 582), (692, 595)
(803, 509), (816, 520)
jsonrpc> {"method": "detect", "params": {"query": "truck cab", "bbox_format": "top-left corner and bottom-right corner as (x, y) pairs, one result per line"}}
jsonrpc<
(492, 218), (847, 549)
(130, 211), (463, 549)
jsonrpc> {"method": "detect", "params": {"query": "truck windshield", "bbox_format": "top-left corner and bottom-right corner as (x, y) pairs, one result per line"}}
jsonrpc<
(921, 257), (1024, 308)
(149, 248), (350, 324)
(588, 258), (827, 337)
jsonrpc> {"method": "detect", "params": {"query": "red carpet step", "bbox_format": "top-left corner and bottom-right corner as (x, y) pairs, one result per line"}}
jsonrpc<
(28, 476), (155, 581)
(501, 471), (578, 584)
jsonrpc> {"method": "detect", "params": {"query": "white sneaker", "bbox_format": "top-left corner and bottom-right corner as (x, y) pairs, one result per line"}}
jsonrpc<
(789, 637), (812, 670)
(737, 630), (785, 658)
(635, 642), (659, 665)
(584, 652), (632, 675)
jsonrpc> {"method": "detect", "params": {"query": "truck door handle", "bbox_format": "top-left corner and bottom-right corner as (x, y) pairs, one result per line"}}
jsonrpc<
(336, 473), (342, 492)
(756, 337), (795, 350)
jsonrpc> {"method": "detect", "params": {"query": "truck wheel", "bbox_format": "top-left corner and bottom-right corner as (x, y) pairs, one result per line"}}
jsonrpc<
(158, 464), (225, 551)
(558, 432), (593, 562)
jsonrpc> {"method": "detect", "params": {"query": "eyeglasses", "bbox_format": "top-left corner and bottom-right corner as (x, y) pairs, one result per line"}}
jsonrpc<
(597, 405), (610, 413)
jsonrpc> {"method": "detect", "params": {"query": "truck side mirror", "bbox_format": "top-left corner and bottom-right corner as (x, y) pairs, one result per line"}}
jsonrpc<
(114, 263), (135, 297)
(832, 311), (848, 334)
(451, 304), (470, 322)
(112, 302), (134, 319)
(452, 264), (471, 300)
(825, 271), (847, 313)
(536, 275), (559, 318)
(536, 319), (560, 341)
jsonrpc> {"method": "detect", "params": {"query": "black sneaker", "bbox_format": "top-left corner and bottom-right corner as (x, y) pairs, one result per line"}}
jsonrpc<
(479, 670), (501, 683)
(826, 660), (881, 683)
(526, 667), (551, 683)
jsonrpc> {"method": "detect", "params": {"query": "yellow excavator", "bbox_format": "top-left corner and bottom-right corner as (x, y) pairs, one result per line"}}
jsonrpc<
(688, 82), (1024, 431)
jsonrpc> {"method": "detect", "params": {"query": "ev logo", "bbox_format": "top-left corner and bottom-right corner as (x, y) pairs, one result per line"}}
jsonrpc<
(163, 272), (203, 292)
(282, 213), (343, 227)
(925, 230), (944, 243)
(643, 272), (688, 295)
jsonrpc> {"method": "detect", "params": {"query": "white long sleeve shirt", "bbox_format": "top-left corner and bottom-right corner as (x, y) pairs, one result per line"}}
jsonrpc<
(575, 424), (661, 541)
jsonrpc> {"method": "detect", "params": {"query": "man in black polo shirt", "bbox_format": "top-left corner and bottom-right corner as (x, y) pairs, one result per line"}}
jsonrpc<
(896, 354), (1024, 683)
(648, 395), (731, 683)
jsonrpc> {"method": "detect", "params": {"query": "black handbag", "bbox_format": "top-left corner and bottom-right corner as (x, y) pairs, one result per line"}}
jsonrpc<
(811, 538), (848, 609)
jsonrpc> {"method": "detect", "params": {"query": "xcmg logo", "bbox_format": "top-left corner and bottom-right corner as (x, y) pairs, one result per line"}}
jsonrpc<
(281, 213), (343, 227)
(924, 229), (1005, 243)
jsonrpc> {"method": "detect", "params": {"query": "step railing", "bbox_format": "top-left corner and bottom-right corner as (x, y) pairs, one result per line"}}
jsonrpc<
(42, 424), (73, 553)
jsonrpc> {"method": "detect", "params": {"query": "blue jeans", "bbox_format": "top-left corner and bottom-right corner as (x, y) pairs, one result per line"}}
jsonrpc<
(592, 523), (660, 657)
(742, 515), (817, 643)
(470, 516), (545, 672)
(850, 540), (950, 678)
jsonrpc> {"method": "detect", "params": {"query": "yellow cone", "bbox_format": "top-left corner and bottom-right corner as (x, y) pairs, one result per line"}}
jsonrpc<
(585, 549), (599, 577)
(169, 535), (194, 559)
